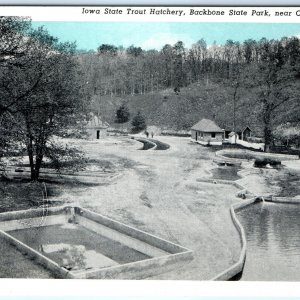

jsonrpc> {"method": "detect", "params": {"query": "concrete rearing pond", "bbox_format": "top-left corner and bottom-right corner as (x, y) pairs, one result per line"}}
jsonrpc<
(207, 148), (300, 280)
(237, 200), (300, 281)
(1, 197), (299, 280)
(210, 195), (300, 281)
(0, 206), (193, 279)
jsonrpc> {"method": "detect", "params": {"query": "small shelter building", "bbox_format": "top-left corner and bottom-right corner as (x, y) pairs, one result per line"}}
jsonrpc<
(224, 126), (252, 141)
(86, 115), (109, 140)
(239, 126), (252, 141)
(191, 119), (224, 145)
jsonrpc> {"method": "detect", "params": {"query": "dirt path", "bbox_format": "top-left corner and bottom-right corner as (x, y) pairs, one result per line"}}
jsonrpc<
(54, 136), (242, 279)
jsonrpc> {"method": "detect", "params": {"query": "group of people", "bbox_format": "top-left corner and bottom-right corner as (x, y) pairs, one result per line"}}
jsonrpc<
(145, 131), (154, 138)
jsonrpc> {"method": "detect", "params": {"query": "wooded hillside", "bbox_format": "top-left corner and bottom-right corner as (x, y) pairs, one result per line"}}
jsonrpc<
(79, 38), (300, 149)
(1, 17), (299, 155)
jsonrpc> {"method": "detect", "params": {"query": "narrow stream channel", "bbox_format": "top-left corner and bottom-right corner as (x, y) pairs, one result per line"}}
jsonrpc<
(136, 138), (170, 150)
(237, 202), (300, 281)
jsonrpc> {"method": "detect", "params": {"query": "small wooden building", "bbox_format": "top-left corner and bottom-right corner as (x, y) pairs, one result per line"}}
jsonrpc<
(191, 119), (224, 145)
(224, 126), (252, 141)
(86, 115), (109, 140)
(239, 126), (252, 141)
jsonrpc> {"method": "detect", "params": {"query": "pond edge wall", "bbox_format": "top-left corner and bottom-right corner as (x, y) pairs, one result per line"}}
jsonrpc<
(0, 229), (73, 278)
(195, 176), (253, 281)
(0, 206), (193, 279)
(210, 197), (259, 281)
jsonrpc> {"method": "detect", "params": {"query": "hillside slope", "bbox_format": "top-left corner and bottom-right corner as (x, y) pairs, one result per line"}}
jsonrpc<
(92, 80), (260, 133)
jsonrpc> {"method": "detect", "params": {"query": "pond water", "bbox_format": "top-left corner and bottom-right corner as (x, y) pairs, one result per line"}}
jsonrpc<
(237, 202), (300, 281)
(137, 138), (170, 150)
(136, 139), (155, 150)
(9, 224), (150, 272)
(149, 139), (170, 150)
(210, 167), (241, 181)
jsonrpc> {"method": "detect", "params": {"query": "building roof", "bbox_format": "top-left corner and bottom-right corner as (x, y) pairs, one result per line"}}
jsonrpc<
(191, 119), (223, 133)
(224, 125), (252, 133)
(86, 115), (109, 129)
(240, 126), (252, 132)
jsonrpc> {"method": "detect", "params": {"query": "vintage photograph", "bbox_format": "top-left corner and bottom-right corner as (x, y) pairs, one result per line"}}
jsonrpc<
(0, 8), (300, 281)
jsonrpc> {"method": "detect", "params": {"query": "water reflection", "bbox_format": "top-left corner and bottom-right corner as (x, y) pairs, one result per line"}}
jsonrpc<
(210, 167), (241, 181)
(237, 202), (300, 281)
(41, 243), (117, 271)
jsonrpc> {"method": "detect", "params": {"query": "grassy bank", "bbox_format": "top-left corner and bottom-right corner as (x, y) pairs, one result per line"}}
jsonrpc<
(0, 178), (45, 212)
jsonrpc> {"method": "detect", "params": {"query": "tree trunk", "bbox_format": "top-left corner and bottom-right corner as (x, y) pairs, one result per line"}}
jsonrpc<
(33, 155), (43, 181)
(26, 127), (37, 181)
(31, 168), (39, 181)
(27, 136), (44, 181)
(264, 126), (272, 152)
(27, 142), (35, 181)
(263, 101), (272, 152)
(233, 83), (239, 144)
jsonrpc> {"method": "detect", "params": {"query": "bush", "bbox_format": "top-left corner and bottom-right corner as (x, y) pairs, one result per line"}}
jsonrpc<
(131, 112), (146, 133)
(254, 157), (281, 168)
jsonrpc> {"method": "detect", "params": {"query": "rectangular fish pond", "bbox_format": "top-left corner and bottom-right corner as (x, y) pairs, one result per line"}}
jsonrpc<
(0, 206), (193, 279)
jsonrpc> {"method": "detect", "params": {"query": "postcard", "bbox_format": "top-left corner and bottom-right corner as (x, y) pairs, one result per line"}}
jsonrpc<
(0, 4), (300, 297)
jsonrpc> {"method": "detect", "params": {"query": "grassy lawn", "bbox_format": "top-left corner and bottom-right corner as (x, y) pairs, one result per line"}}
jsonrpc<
(0, 178), (45, 212)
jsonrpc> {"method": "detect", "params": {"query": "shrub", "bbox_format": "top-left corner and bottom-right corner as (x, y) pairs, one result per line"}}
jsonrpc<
(131, 112), (146, 133)
(254, 157), (281, 168)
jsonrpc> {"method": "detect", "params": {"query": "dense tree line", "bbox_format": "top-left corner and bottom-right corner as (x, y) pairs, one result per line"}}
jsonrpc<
(80, 38), (299, 96)
(1, 16), (299, 158)
(80, 37), (300, 151)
